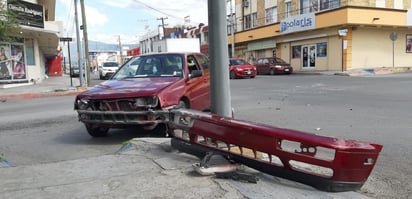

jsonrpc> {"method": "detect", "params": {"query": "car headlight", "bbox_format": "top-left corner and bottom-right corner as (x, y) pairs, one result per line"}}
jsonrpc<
(275, 65), (282, 69)
(235, 67), (243, 71)
(134, 96), (159, 108)
(77, 98), (90, 110)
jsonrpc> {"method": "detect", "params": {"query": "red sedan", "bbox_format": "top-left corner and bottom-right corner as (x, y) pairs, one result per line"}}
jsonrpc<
(255, 57), (293, 75)
(74, 52), (211, 137)
(229, 58), (257, 79)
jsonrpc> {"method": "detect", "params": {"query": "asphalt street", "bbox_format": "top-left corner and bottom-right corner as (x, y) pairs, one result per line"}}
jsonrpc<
(1, 70), (411, 198)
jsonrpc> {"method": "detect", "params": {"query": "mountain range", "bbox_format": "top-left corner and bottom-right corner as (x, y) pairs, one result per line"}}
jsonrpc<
(61, 40), (139, 65)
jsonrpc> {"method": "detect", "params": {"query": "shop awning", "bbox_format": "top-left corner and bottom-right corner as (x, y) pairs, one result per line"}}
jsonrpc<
(247, 39), (276, 51)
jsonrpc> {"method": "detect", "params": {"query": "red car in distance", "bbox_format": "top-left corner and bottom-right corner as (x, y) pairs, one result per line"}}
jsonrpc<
(254, 57), (293, 75)
(229, 58), (257, 79)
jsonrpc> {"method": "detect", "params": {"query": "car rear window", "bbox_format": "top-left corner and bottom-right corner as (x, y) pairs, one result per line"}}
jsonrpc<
(230, 59), (247, 65)
(103, 62), (119, 67)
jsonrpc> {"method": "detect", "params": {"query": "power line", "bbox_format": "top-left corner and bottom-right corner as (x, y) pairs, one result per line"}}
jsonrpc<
(63, 0), (75, 37)
(132, 0), (182, 20)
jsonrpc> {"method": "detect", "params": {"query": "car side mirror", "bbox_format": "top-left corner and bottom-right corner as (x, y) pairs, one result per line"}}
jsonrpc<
(189, 70), (202, 79)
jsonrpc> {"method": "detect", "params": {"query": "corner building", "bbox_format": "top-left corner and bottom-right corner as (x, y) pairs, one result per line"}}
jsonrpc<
(230, 0), (412, 71)
(0, 0), (61, 88)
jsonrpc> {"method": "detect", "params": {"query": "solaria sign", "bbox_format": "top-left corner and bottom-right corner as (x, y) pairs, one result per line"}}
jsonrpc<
(280, 13), (315, 34)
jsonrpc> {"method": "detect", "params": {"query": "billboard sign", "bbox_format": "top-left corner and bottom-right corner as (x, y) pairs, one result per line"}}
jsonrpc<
(280, 13), (315, 34)
(7, 0), (44, 28)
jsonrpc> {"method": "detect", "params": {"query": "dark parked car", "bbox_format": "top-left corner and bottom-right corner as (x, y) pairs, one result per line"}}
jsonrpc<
(255, 57), (293, 75)
(229, 58), (256, 79)
(70, 66), (80, 77)
(74, 52), (211, 137)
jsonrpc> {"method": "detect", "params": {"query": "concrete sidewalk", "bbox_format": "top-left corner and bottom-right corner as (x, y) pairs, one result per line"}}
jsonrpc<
(0, 75), (85, 100)
(0, 138), (369, 199)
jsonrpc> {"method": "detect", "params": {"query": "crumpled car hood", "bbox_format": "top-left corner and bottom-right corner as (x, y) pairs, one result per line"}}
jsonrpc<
(77, 77), (181, 99)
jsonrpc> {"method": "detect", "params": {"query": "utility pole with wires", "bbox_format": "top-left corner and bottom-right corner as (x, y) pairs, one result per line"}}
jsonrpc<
(117, 35), (123, 64)
(74, 0), (84, 86)
(80, 0), (91, 87)
(228, 0), (235, 58)
(157, 17), (168, 38)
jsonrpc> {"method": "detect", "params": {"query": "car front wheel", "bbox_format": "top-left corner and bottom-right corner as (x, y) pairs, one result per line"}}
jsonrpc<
(177, 100), (189, 109)
(230, 71), (236, 79)
(269, 69), (275, 75)
(85, 124), (109, 137)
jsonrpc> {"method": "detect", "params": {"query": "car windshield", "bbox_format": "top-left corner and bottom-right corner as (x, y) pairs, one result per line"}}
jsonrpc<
(112, 54), (184, 79)
(271, 58), (287, 64)
(103, 62), (119, 67)
(230, 59), (247, 65)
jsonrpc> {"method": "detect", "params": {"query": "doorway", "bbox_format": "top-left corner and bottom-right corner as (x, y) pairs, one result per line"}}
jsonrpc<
(302, 45), (316, 69)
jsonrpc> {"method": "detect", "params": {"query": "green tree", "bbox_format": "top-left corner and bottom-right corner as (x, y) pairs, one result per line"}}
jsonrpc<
(0, 1), (21, 41)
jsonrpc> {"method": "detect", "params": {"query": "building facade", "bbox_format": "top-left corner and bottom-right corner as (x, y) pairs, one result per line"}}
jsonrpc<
(230, 0), (412, 71)
(0, 0), (61, 88)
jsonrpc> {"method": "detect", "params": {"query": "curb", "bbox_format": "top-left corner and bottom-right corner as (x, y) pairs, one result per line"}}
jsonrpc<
(334, 67), (412, 77)
(0, 87), (87, 101)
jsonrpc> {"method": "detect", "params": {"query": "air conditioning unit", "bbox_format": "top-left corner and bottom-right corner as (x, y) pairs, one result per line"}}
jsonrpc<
(243, 0), (249, 7)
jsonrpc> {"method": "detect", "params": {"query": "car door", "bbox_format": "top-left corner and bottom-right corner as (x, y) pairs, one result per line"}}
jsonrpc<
(255, 59), (263, 74)
(184, 54), (210, 110)
(256, 58), (270, 74)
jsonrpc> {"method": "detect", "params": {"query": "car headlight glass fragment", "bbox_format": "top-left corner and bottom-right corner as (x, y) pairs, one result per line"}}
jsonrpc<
(77, 98), (90, 110)
(134, 96), (159, 108)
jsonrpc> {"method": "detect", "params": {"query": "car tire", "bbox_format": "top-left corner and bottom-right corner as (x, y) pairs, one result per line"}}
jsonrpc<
(152, 123), (168, 137)
(230, 71), (236, 79)
(269, 69), (275, 75)
(85, 124), (109, 137)
(177, 100), (189, 109)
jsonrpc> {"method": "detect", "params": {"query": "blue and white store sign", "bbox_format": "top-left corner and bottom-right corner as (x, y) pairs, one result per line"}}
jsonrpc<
(280, 13), (315, 34)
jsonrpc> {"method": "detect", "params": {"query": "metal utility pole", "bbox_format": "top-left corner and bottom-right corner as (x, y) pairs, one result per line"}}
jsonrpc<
(117, 35), (123, 64)
(208, 0), (232, 117)
(157, 17), (168, 38)
(230, 0), (235, 58)
(74, 0), (84, 86)
(80, 0), (91, 87)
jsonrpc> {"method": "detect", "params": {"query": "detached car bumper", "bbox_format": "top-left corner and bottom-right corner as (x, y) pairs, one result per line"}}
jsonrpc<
(77, 109), (170, 126)
(74, 96), (171, 127)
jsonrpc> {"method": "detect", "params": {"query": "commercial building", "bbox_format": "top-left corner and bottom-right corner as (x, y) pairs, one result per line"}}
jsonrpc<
(229, 0), (412, 71)
(0, 0), (61, 88)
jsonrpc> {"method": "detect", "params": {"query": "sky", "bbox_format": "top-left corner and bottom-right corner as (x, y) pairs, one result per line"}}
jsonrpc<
(55, 0), (211, 45)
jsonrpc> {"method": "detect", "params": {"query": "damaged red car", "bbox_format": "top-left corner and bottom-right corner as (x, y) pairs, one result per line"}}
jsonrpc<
(74, 52), (211, 137)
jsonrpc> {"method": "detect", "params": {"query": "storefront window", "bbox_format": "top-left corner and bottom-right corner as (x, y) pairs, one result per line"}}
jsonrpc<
(0, 43), (11, 80)
(25, 39), (35, 65)
(257, 50), (265, 58)
(0, 41), (27, 80)
(11, 44), (26, 79)
(292, 46), (302, 58)
(317, 42), (327, 57)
